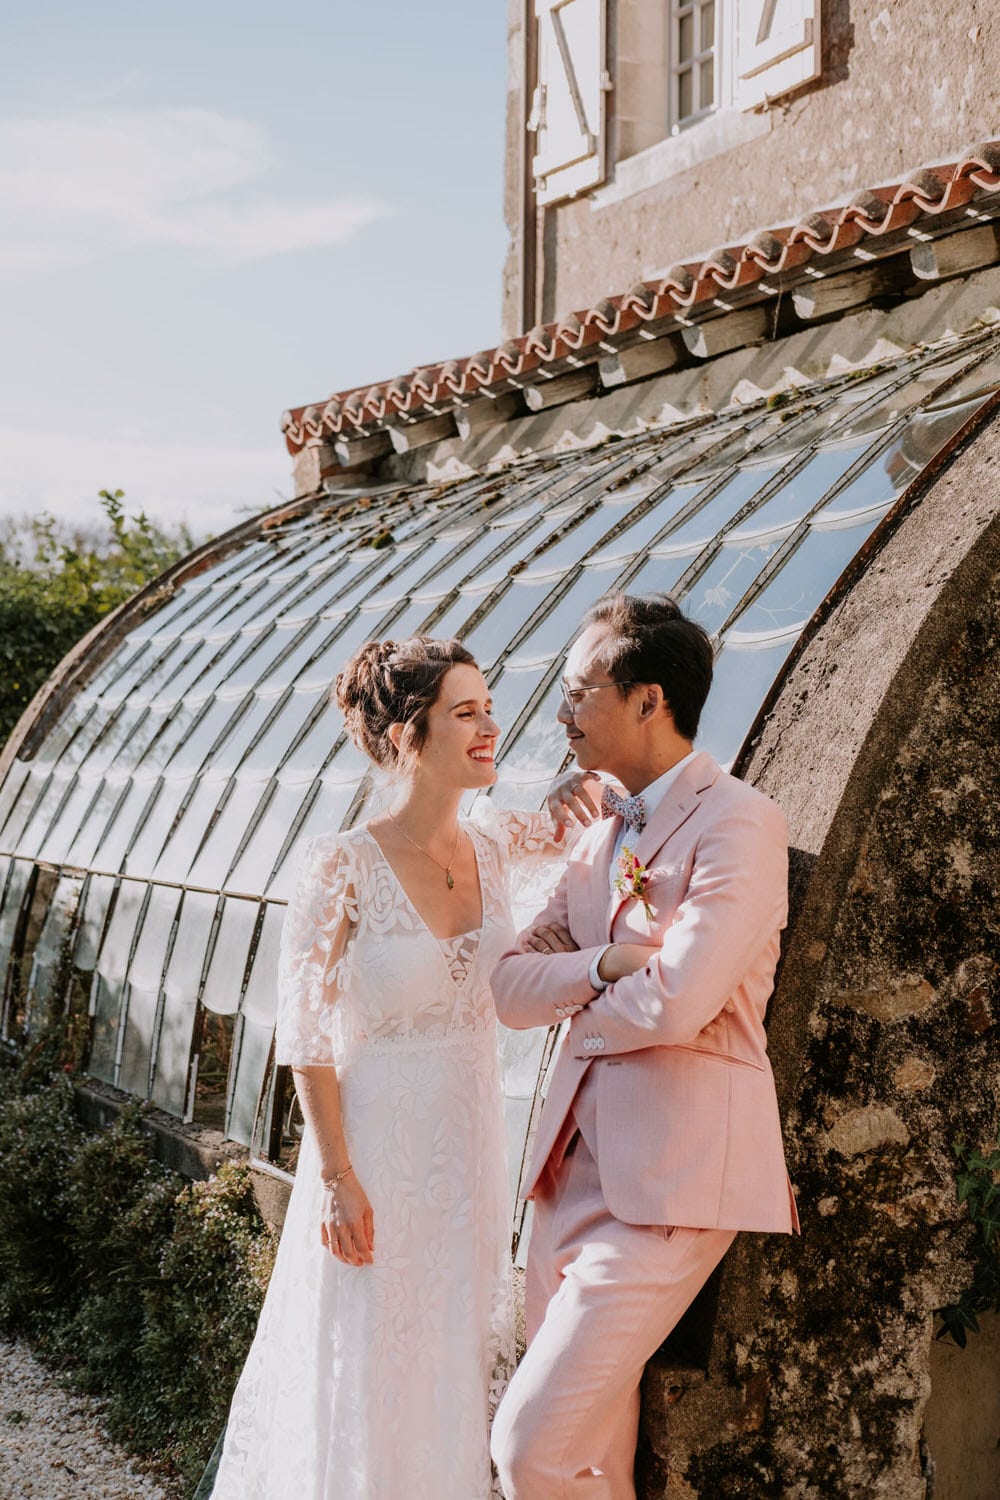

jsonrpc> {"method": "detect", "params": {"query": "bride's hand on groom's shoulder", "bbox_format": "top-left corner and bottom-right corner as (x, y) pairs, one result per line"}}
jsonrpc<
(521, 922), (579, 955)
(546, 770), (602, 841)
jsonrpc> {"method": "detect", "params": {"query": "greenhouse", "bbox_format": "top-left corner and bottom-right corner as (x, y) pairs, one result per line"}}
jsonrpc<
(0, 315), (997, 1237)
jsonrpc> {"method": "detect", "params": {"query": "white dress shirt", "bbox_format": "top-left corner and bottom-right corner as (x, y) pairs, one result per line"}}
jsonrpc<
(588, 751), (698, 990)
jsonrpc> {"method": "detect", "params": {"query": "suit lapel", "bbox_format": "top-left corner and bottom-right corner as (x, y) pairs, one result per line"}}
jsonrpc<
(587, 815), (621, 947)
(607, 751), (720, 929)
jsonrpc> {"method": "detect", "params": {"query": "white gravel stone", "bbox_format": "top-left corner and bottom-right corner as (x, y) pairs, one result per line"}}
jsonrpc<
(0, 1337), (182, 1500)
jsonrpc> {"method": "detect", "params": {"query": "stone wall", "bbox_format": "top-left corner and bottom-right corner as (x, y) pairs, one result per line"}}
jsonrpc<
(503, 0), (1000, 331)
(635, 413), (1000, 1495)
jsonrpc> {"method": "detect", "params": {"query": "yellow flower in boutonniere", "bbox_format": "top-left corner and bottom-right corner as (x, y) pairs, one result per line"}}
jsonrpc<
(614, 846), (653, 919)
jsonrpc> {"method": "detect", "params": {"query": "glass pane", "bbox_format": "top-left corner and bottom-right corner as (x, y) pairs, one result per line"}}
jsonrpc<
(241, 902), (285, 1027)
(496, 678), (568, 783)
(682, 538), (785, 634)
(185, 779), (268, 891)
(678, 67), (693, 120)
(153, 889), (219, 1114)
(726, 436), (890, 540)
(419, 590), (483, 645)
(118, 984), (159, 1098)
(507, 563), (625, 667)
(69, 777), (157, 870)
(460, 585), (518, 669)
(235, 687), (329, 780)
(153, 781), (229, 883)
(192, 1010), (234, 1129)
(0, 766), (47, 849)
(274, 701), (344, 781)
(678, 10), (694, 61)
(588, 483), (702, 564)
(227, 782), (315, 893)
(201, 897), (259, 1016)
(42, 774), (128, 866)
(89, 881), (147, 1083)
(488, 664), (551, 746)
(658, 464), (785, 549)
(701, 0), (715, 50)
(24, 873), (83, 1021)
(121, 778), (193, 874)
(267, 779), (364, 899)
(730, 516), (887, 637)
(227, 1014), (273, 1146)
(700, 56), (714, 108)
(613, 545), (704, 601)
(411, 527), (512, 600)
(159, 695), (255, 779)
(697, 639), (793, 768)
(12, 772), (75, 861)
(71, 873), (116, 972)
(29, 776), (103, 865)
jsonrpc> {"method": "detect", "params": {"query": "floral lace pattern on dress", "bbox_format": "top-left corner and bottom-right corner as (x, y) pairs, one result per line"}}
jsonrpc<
(214, 809), (564, 1500)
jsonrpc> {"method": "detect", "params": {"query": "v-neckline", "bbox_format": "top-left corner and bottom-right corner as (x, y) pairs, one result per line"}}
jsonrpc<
(361, 825), (486, 944)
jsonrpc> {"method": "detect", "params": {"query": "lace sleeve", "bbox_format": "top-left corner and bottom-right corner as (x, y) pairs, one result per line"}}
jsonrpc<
(275, 835), (358, 1068)
(468, 801), (579, 928)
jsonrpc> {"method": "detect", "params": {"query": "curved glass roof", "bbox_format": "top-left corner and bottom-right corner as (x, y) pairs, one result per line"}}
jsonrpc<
(1, 327), (998, 1195)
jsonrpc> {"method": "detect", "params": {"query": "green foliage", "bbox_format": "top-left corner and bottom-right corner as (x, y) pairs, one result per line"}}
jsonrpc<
(0, 489), (197, 743)
(0, 1040), (275, 1489)
(935, 1129), (1000, 1347)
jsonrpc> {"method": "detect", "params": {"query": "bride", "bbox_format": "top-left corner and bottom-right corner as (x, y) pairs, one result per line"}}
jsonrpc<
(209, 635), (598, 1500)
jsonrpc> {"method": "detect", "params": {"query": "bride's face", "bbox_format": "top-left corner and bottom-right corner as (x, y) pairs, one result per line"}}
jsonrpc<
(412, 664), (499, 789)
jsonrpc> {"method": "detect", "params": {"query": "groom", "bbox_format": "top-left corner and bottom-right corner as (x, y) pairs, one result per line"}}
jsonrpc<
(490, 592), (798, 1499)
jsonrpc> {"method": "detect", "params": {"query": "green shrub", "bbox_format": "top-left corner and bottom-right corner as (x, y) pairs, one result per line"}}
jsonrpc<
(0, 489), (196, 743)
(131, 1163), (276, 1485)
(0, 1044), (275, 1489)
(0, 1069), (80, 1338)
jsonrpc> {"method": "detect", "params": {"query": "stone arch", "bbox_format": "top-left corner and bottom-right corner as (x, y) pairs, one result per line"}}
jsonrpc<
(638, 413), (1000, 1494)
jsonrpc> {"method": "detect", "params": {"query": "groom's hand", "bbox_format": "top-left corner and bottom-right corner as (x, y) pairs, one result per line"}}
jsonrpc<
(597, 943), (660, 984)
(522, 922), (579, 955)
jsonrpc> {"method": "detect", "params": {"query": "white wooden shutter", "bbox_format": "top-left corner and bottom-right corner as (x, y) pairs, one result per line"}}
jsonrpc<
(734, 0), (821, 108)
(530, 0), (608, 206)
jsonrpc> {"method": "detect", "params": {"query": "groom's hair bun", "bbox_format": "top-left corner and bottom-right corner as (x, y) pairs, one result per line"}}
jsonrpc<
(583, 593), (713, 740)
(335, 635), (478, 768)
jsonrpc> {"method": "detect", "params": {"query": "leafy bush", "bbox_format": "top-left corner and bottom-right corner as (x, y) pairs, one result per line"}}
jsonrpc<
(935, 1130), (1000, 1347)
(0, 1042), (275, 1488)
(0, 489), (197, 743)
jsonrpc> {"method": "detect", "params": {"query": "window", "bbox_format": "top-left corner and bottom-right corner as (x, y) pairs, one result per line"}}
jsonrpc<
(671, 0), (716, 128)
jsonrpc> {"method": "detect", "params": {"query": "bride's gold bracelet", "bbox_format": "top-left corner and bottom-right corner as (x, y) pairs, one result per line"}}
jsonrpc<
(321, 1164), (355, 1191)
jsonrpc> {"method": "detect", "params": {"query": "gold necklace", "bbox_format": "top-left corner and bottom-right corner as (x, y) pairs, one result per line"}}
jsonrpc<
(387, 811), (461, 890)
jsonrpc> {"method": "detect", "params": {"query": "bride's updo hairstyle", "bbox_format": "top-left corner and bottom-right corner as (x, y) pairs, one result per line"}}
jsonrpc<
(335, 635), (478, 770)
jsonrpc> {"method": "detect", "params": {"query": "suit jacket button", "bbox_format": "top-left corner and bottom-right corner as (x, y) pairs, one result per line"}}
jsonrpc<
(596, 1038), (606, 1051)
(555, 1007), (565, 1019)
(724, 999), (735, 1014)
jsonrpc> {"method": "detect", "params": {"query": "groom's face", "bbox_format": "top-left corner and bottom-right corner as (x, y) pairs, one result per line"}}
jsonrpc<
(558, 624), (634, 777)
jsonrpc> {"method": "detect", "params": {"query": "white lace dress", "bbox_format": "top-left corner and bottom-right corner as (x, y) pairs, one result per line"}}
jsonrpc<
(210, 811), (559, 1500)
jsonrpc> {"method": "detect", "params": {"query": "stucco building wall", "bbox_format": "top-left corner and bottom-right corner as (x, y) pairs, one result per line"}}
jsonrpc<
(503, 0), (1000, 332)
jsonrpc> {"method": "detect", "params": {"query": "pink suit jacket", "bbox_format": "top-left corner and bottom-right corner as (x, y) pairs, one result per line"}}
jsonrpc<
(492, 751), (799, 1234)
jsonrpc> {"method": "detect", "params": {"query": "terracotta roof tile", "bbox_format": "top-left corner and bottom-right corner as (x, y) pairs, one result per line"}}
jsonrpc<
(282, 144), (1000, 453)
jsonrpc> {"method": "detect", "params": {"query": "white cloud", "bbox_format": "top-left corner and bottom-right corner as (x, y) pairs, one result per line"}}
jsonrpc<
(0, 107), (393, 275)
(0, 420), (295, 539)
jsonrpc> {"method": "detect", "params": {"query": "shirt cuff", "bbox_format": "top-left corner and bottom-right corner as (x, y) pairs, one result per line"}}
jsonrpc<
(588, 945), (611, 991)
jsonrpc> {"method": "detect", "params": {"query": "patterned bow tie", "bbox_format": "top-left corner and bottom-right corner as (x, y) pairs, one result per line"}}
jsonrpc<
(601, 785), (647, 833)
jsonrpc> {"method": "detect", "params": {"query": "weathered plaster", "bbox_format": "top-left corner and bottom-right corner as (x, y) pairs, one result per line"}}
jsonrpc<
(634, 407), (1000, 1494)
(503, 0), (1000, 332)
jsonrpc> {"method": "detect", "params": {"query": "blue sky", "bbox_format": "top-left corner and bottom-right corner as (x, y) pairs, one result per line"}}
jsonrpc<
(1, 1), (509, 536)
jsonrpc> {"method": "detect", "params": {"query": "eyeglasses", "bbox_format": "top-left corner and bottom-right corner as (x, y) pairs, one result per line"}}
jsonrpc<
(559, 679), (634, 709)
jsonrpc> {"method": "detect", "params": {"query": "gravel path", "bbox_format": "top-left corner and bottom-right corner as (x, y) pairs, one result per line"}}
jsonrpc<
(0, 1337), (181, 1500)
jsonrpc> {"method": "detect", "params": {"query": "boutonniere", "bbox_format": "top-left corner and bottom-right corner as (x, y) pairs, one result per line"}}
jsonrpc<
(614, 846), (653, 919)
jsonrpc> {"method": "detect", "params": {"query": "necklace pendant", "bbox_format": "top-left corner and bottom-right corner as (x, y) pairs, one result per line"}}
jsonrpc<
(446, 869), (455, 890)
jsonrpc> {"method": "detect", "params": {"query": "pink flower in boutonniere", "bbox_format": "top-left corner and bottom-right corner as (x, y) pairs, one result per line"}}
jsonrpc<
(614, 845), (653, 919)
